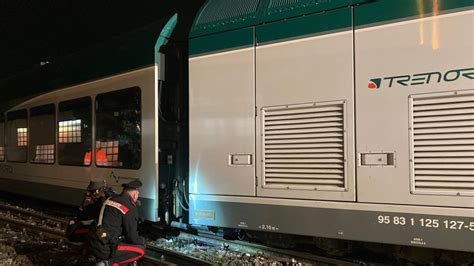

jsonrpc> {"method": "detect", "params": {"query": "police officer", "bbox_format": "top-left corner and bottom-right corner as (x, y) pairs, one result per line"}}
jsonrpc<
(66, 180), (113, 242)
(88, 179), (145, 266)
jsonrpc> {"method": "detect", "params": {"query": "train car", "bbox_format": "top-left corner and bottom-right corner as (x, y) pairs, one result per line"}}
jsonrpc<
(0, 16), (186, 221)
(187, 0), (473, 252)
(0, 0), (472, 254)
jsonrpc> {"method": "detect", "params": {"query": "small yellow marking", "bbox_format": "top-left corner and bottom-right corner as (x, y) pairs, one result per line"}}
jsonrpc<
(417, 0), (425, 45)
(431, 0), (440, 50)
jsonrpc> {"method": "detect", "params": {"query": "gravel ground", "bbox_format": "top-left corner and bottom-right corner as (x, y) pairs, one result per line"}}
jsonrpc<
(152, 237), (316, 266)
(0, 225), (84, 265)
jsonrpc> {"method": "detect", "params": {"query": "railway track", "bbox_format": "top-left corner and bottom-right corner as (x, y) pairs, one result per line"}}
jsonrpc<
(0, 202), (67, 239)
(0, 201), (68, 225)
(0, 201), (208, 265)
(148, 232), (357, 265)
(0, 200), (359, 265)
(142, 245), (211, 266)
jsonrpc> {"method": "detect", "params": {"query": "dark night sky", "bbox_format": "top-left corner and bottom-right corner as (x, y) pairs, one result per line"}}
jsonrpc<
(0, 0), (180, 80)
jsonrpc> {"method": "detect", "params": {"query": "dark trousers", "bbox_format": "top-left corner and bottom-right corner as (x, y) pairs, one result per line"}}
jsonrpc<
(66, 224), (91, 242)
(108, 244), (145, 266)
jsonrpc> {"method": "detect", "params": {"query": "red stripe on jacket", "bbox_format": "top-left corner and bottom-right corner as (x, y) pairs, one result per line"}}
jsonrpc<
(116, 245), (145, 264)
(105, 200), (129, 214)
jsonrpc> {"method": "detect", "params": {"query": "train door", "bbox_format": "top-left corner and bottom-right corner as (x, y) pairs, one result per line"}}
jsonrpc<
(189, 28), (256, 197)
(255, 7), (356, 201)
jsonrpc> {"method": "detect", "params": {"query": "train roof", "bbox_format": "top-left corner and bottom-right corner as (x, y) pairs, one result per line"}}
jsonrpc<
(189, 0), (366, 38)
(190, 0), (472, 38)
(0, 16), (172, 111)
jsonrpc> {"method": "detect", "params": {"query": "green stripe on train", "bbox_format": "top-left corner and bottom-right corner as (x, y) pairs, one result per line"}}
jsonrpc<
(190, 7), (352, 56)
(190, 0), (359, 38)
(256, 7), (352, 45)
(190, 27), (254, 56)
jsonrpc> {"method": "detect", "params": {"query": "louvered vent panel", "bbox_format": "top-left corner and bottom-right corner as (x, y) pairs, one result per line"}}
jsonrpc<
(262, 102), (346, 191)
(410, 91), (474, 196)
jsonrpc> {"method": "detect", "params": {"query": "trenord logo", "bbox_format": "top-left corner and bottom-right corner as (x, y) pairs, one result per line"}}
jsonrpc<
(368, 79), (381, 89)
(368, 67), (474, 90)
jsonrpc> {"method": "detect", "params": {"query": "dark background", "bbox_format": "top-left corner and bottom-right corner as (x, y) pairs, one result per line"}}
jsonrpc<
(0, 0), (180, 80)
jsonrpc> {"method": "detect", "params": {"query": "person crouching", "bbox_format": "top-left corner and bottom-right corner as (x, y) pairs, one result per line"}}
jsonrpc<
(87, 179), (145, 266)
(66, 180), (114, 242)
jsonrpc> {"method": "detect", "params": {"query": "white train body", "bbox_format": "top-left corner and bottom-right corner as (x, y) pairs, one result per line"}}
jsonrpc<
(0, 0), (472, 252)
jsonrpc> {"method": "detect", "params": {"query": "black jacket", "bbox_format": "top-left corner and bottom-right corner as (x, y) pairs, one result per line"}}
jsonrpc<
(76, 196), (103, 222)
(76, 187), (114, 222)
(101, 193), (145, 245)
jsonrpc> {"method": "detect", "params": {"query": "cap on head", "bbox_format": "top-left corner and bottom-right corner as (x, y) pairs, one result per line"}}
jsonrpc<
(121, 179), (142, 190)
(87, 180), (105, 191)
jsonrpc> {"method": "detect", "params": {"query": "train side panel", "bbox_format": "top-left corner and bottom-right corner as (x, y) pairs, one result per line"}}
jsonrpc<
(355, 8), (474, 207)
(255, 8), (356, 201)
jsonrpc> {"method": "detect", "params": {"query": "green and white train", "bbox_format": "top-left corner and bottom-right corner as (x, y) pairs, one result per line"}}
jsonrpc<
(0, 0), (472, 253)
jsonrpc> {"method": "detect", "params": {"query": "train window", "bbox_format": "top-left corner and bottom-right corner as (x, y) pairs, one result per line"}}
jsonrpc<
(95, 87), (141, 169)
(0, 115), (5, 161)
(58, 97), (92, 166)
(6, 109), (28, 162)
(17, 128), (28, 146)
(59, 119), (82, 143)
(97, 140), (119, 164)
(29, 104), (55, 164)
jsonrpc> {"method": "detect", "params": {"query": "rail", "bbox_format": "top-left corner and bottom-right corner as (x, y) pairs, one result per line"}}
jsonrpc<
(0, 201), (68, 226)
(193, 232), (358, 265)
(142, 245), (211, 266)
(146, 231), (358, 265)
(0, 202), (66, 239)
